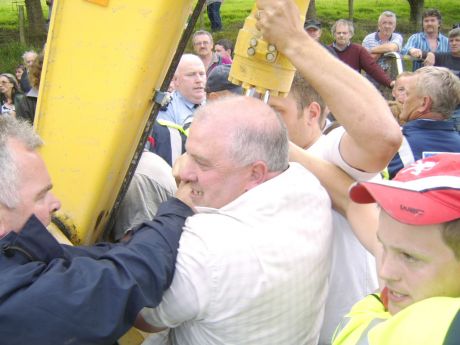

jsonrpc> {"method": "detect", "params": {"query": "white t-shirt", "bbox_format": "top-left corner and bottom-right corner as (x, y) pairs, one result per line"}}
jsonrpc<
(142, 163), (332, 345)
(307, 127), (379, 345)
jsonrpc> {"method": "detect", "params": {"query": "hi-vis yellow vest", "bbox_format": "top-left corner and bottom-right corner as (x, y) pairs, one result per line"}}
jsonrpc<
(332, 294), (460, 345)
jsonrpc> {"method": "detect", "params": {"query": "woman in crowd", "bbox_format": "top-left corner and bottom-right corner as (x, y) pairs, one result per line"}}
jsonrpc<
(16, 51), (44, 123)
(0, 73), (23, 117)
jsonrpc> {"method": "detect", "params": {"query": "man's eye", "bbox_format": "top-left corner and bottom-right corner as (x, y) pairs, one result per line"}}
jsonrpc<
(401, 252), (418, 263)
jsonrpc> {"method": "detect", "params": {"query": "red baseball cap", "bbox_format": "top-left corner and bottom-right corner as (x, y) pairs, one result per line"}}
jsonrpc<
(349, 154), (460, 225)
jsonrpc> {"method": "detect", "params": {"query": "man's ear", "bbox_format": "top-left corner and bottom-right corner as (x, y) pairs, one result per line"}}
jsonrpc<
(245, 161), (269, 191)
(420, 95), (433, 114)
(308, 101), (322, 124)
(0, 207), (8, 237)
(303, 101), (322, 127)
(207, 92), (218, 101)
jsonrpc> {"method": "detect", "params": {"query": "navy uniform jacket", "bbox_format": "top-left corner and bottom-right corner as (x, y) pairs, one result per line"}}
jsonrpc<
(0, 198), (193, 345)
(388, 119), (460, 179)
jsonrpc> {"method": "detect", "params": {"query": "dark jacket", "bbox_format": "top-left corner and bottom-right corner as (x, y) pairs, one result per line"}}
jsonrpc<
(388, 119), (460, 179)
(15, 87), (38, 124)
(0, 198), (193, 345)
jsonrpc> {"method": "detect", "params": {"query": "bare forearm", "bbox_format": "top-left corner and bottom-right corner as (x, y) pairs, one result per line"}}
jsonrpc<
(256, 0), (402, 172)
(346, 202), (380, 255)
(285, 37), (401, 170)
(370, 42), (399, 54)
(289, 142), (352, 215)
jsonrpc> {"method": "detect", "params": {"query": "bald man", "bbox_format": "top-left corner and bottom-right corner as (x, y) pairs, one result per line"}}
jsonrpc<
(156, 54), (206, 127)
(140, 96), (333, 345)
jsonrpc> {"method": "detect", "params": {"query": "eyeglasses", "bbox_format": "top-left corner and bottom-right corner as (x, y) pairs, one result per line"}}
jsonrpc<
(453, 24), (460, 29)
(194, 41), (210, 46)
(0, 80), (12, 85)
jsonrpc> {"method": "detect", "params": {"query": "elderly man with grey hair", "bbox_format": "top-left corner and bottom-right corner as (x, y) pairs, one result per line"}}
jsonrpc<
(0, 116), (194, 344)
(330, 19), (393, 89)
(19, 50), (38, 93)
(387, 66), (460, 178)
(362, 11), (403, 61)
(362, 11), (403, 87)
(140, 96), (333, 345)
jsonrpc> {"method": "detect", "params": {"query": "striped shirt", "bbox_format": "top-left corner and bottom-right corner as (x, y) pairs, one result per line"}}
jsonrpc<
(402, 32), (450, 71)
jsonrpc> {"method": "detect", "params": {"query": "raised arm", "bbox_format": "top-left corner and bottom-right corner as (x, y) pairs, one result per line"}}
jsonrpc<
(256, 0), (402, 173)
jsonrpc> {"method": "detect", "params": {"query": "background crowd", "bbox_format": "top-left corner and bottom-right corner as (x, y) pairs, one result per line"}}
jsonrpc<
(0, 1), (459, 345)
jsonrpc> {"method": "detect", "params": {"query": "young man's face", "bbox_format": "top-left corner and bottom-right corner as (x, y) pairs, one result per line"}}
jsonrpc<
(377, 211), (460, 315)
(449, 36), (460, 56)
(214, 44), (231, 60)
(269, 93), (314, 149)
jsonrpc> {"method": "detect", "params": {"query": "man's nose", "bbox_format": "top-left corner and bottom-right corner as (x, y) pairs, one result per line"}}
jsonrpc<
(50, 193), (62, 213)
(178, 155), (197, 183)
(378, 252), (400, 283)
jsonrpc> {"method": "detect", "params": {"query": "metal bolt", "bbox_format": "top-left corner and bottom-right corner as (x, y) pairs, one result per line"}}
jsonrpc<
(266, 52), (276, 62)
(250, 38), (258, 47)
(267, 44), (276, 52)
(247, 47), (256, 56)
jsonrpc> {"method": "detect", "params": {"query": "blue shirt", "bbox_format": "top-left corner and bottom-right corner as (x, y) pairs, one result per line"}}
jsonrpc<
(402, 32), (450, 71)
(156, 91), (202, 127)
(362, 32), (404, 85)
(362, 32), (404, 52)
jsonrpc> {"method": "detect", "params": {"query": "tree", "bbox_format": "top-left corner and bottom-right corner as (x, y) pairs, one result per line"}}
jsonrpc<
(407, 0), (425, 25)
(306, 0), (316, 20)
(25, 0), (47, 45)
(348, 0), (354, 20)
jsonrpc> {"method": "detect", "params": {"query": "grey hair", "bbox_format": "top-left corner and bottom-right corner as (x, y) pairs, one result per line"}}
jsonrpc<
(230, 112), (289, 171)
(192, 30), (214, 45)
(0, 116), (43, 208)
(378, 11), (396, 23)
(414, 67), (460, 119)
(195, 97), (289, 172)
(331, 19), (354, 36)
(22, 50), (37, 61)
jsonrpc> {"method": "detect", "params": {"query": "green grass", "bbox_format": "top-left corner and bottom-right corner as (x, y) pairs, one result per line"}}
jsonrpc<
(195, 0), (458, 46)
(0, 0), (49, 73)
(0, 0), (49, 29)
(0, 0), (458, 74)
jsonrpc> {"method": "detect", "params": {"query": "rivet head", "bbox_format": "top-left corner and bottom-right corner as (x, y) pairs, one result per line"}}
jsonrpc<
(266, 52), (276, 61)
(247, 47), (256, 56)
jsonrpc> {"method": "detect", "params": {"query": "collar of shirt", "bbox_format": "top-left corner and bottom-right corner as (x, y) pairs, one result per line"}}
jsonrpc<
(375, 31), (393, 43)
(421, 31), (442, 43)
(174, 91), (203, 110)
(1, 215), (65, 263)
(332, 42), (351, 51)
